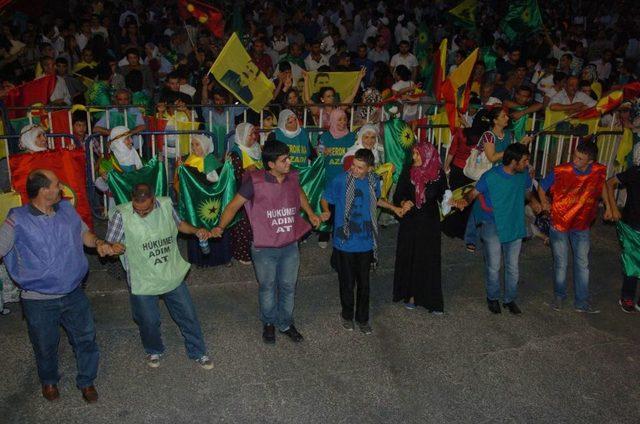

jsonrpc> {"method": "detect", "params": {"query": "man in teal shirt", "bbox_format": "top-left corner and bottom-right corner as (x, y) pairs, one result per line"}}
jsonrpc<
(465, 144), (542, 314)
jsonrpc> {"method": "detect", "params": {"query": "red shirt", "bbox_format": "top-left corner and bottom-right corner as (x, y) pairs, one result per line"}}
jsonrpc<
(448, 128), (474, 169)
(252, 54), (273, 76)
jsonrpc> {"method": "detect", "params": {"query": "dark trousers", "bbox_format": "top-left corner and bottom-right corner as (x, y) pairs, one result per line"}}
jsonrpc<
(621, 275), (639, 300)
(21, 286), (99, 388)
(334, 249), (373, 324)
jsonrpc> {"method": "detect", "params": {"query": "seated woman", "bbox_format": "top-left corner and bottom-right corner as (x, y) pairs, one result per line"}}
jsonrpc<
(19, 124), (48, 152)
(183, 134), (231, 267)
(274, 109), (313, 166)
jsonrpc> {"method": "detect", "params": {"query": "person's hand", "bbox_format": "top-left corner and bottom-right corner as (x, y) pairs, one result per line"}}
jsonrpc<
(210, 226), (224, 238)
(520, 135), (533, 145)
(111, 243), (126, 255)
(451, 199), (468, 210)
(301, 69), (308, 79)
(531, 201), (542, 215)
(401, 200), (414, 213)
(511, 110), (526, 120)
(308, 213), (321, 228)
(96, 241), (112, 257)
(320, 211), (331, 221)
(444, 165), (450, 174)
(394, 206), (405, 217)
(195, 228), (209, 241)
(201, 74), (210, 87)
(358, 66), (367, 78)
(541, 200), (551, 212)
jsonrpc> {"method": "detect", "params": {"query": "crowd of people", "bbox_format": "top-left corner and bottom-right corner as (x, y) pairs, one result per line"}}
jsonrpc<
(1, 0), (640, 405)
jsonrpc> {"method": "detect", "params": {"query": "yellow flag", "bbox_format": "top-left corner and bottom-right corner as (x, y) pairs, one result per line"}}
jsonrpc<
(448, 48), (478, 88)
(449, 0), (477, 26)
(0, 118), (6, 160)
(209, 33), (275, 112)
(542, 108), (599, 135)
(0, 191), (22, 222)
(176, 120), (201, 157)
(305, 71), (360, 104)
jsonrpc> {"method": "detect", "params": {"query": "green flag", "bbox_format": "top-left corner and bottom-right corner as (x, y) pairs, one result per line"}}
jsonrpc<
(293, 156), (329, 232)
(383, 118), (415, 182)
(509, 106), (529, 140)
(500, 0), (543, 42)
(448, 0), (477, 28)
(105, 109), (139, 130)
(481, 46), (498, 72)
(106, 157), (167, 205)
(617, 221), (640, 278)
(177, 161), (237, 230)
(415, 22), (434, 93)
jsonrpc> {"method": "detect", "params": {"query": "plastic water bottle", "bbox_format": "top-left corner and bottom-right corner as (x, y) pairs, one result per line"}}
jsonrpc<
(199, 239), (210, 255)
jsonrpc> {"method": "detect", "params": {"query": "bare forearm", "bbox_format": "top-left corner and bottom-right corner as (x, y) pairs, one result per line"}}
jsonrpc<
(177, 221), (199, 235)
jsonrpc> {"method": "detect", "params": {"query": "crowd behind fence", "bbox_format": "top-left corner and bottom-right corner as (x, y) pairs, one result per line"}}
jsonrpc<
(0, 101), (625, 219)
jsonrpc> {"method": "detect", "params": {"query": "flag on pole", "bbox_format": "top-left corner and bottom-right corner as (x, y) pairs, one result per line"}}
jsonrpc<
(441, 48), (479, 132)
(293, 156), (329, 232)
(106, 157), (167, 205)
(574, 90), (623, 120)
(500, 0), (543, 42)
(3, 75), (56, 118)
(448, 0), (477, 28)
(384, 118), (416, 182)
(209, 33), (275, 112)
(9, 149), (93, 228)
(178, 0), (224, 38)
(433, 39), (448, 100)
(177, 161), (238, 230)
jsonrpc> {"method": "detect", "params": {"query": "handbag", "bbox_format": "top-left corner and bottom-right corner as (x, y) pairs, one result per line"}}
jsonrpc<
(463, 147), (492, 180)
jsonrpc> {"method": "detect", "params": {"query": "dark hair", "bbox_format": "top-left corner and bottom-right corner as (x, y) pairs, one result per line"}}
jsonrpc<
(576, 140), (598, 161)
(125, 47), (140, 57)
(502, 143), (530, 166)
(262, 139), (290, 169)
(26, 170), (52, 199)
(132, 183), (154, 202)
(553, 72), (567, 85)
(55, 57), (68, 65)
(354, 148), (375, 167)
(125, 69), (144, 92)
(395, 65), (411, 81)
(278, 61), (291, 72)
(71, 110), (88, 125)
(517, 85), (533, 95)
(314, 72), (330, 84)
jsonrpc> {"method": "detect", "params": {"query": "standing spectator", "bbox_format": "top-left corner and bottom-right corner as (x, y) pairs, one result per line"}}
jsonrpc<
(390, 40), (418, 81)
(304, 40), (330, 71)
(367, 35), (389, 64)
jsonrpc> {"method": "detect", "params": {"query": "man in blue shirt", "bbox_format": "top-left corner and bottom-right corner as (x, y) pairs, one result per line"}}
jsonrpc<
(464, 144), (542, 314)
(321, 149), (401, 334)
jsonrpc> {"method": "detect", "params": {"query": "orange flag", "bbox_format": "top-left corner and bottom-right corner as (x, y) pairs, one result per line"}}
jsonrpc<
(574, 90), (623, 120)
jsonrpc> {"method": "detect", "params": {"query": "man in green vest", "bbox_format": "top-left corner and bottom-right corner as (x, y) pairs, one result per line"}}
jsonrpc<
(105, 183), (213, 369)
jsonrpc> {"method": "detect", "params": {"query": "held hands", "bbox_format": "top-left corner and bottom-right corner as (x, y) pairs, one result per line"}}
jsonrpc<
(96, 241), (126, 257)
(450, 198), (468, 210)
(210, 226), (224, 238)
(308, 213), (321, 228)
(319, 211), (331, 222)
(604, 207), (622, 222)
(195, 228), (210, 241)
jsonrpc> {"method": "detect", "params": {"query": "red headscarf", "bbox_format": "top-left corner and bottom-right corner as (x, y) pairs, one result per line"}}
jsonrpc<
(409, 142), (441, 209)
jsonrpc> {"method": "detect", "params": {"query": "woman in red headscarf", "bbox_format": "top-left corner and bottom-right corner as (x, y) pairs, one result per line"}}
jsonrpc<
(392, 142), (447, 313)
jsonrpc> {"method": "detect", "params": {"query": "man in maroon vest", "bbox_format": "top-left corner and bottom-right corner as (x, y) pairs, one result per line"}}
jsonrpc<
(212, 140), (321, 344)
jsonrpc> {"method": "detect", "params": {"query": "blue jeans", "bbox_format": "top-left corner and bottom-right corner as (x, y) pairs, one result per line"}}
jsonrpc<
(129, 282), (207, 359)
(550, 227), (590, 309)
(464, 210), (478, 246)
(251, 242), (300, 331)
(21, 286), (99, 388)
(479, 221), (522, 303)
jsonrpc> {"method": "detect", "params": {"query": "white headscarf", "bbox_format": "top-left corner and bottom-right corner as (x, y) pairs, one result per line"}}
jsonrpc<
(19, 124), (47, 152)
(109, 126), (142, 169)
(343, 124), (384, 165)
(277, 109), (301, 138)
(191, 134), (214, 156)
(234, 122), (261, 161)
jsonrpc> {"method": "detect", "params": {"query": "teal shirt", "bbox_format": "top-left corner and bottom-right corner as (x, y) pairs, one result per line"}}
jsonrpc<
(320, 131), (356, 185)
(275, 128), (312, 165)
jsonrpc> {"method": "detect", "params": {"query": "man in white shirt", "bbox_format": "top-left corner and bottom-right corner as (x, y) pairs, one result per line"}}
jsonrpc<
(304, 41), (330, 71)
(390, 40), (419, 81)
(549, 76), (596, 114)
(40, 56), (71, 105)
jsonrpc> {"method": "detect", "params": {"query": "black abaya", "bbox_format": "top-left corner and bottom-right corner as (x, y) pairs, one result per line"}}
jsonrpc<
(392, 168), (446, 312)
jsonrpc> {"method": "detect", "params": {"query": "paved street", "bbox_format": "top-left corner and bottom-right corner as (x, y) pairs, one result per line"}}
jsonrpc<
(1, 222), (639, 423)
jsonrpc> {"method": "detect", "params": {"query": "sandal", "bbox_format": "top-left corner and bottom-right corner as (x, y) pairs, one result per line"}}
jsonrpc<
(465, 243), (476, 252)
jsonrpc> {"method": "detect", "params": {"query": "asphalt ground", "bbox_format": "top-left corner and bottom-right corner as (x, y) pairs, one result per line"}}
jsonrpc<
(1, 220), (639, 423)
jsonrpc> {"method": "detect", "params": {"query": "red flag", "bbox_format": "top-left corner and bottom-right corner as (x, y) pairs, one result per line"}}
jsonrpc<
(622, 82), (640, 100)
(146, 116), (168, 153)
(574, 90), (623, 120)
(4, 75), (56, 119)
(9, 149), (93, 229)
(178, 0), (224, 38)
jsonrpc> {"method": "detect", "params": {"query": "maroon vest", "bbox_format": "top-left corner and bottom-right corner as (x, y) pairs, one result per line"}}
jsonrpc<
(244, 169), (311, 248)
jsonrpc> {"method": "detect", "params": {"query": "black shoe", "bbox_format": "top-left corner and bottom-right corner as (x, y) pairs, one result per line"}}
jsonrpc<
(262, 324), (276, 344)
(503, 301), (522, 315)
(487, 299), (501, 314)
(279, 325), (304, 342)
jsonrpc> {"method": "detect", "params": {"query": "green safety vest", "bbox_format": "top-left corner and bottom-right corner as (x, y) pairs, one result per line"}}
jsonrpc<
(118, 197), (190, 295)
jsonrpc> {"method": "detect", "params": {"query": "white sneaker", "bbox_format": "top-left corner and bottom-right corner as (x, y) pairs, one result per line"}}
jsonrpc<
(318, 241), (328, 249)
(146, 354), (161, 368)
(195, 355), (213, 370)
